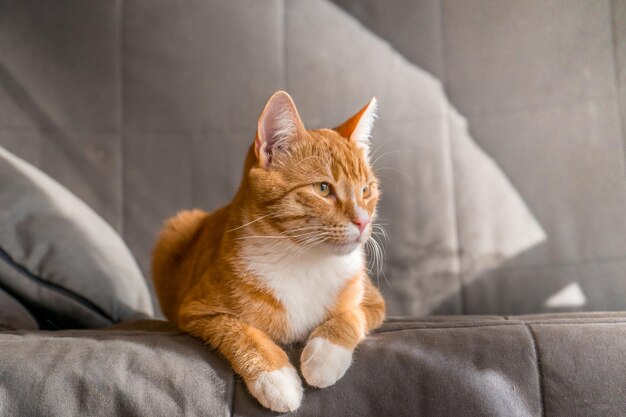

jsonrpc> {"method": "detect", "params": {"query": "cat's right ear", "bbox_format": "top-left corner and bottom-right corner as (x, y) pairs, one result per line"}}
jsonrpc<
(255, 91), (306, 167)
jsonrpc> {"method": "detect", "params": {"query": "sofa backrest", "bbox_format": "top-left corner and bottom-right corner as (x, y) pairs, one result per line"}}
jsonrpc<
(1, 0), (624, 316)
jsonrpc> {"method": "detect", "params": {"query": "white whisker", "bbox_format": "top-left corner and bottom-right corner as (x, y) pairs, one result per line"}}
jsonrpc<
(225, 214), (272, 233)
(371, 149), (413, 167)
(375, 166), (413, 183)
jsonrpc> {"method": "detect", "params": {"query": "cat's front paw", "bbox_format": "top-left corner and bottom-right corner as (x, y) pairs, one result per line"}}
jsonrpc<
(301, 337), (353, 388)
(248, 366), (303, 412)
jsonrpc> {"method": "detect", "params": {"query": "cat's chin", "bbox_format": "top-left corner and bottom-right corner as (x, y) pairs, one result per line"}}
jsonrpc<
(316, 240), (361, 256)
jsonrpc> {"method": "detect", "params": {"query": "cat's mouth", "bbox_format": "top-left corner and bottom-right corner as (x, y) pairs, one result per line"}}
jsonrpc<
(298, 225), (369, 255)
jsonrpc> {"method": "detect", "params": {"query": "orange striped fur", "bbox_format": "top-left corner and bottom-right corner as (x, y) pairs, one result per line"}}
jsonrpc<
(152, 91), (385, 412)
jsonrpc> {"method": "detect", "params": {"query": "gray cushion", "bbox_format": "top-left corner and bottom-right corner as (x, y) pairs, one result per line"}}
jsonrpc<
(0, 146), (153, 328)
(0, 286), (37, 330)
(0, 314), (624, 416)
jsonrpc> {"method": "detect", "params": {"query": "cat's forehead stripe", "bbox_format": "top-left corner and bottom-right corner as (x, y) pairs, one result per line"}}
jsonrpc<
(304, 129), (371, 185)
(332, 147), (366, 179)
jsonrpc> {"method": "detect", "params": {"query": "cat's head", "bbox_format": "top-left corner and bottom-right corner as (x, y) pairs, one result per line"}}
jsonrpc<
(242, 91), (380, 256)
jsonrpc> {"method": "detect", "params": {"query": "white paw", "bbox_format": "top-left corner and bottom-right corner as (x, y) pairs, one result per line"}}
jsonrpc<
(301, 337), (353, 388)
(248, 366), (303, 412)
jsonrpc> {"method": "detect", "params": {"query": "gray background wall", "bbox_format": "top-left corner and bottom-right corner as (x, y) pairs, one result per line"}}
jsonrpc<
(1, 0), (625, 316)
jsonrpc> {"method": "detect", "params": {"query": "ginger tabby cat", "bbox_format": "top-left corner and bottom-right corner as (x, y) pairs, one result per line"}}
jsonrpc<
(152, 91), (385, 412)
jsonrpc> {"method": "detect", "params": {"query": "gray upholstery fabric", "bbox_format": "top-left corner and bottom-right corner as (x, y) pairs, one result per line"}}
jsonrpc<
(0, 286), (37, 330)
(0, 146), (154, 329)
(0, 314), (624, 416)
(0, 0), (546, 317)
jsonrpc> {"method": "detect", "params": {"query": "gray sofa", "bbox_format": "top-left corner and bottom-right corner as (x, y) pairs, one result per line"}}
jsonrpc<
(1, 1), (626, 416)
(1, 315), (625, 416)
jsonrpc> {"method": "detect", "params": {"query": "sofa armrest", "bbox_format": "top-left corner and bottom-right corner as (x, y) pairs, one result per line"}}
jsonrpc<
(1, 313), (624, 416)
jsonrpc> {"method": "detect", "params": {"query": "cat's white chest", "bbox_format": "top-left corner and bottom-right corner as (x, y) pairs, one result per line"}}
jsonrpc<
(245, 248), (364, 343)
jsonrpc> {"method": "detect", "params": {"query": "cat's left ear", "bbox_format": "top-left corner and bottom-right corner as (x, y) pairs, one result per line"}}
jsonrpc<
(334, 97), (378, 155)
(255, 91), (306, 168)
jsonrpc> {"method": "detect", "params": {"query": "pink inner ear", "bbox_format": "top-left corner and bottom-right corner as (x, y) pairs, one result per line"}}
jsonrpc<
(256, 92), (304, 165)
(262, 98), (295, 150)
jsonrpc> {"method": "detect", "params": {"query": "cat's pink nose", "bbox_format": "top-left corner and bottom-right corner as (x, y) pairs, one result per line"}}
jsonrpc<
(352, 216), (370, 234)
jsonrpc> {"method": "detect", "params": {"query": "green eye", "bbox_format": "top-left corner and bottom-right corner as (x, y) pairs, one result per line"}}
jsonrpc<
(314, 182), (331, 197)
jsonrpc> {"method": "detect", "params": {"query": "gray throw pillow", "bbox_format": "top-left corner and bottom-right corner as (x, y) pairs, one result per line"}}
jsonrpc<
(0, 146), (154, 329)
(0, 286), (38, 330)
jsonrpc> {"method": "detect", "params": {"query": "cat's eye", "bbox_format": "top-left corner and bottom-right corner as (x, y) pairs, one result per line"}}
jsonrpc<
(362, 184), (373, 198)
(314, 182), (331, 197)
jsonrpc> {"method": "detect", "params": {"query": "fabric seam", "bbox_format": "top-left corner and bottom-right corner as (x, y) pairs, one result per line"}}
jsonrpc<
(525, 324), (546, 417)
(372, 320), (626, 334)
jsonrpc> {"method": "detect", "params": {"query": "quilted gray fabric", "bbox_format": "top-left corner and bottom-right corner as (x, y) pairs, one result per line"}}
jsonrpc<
(0, 146), (154, 328)
(0, 315), (624, 417)
(0, 0), (545, 317)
